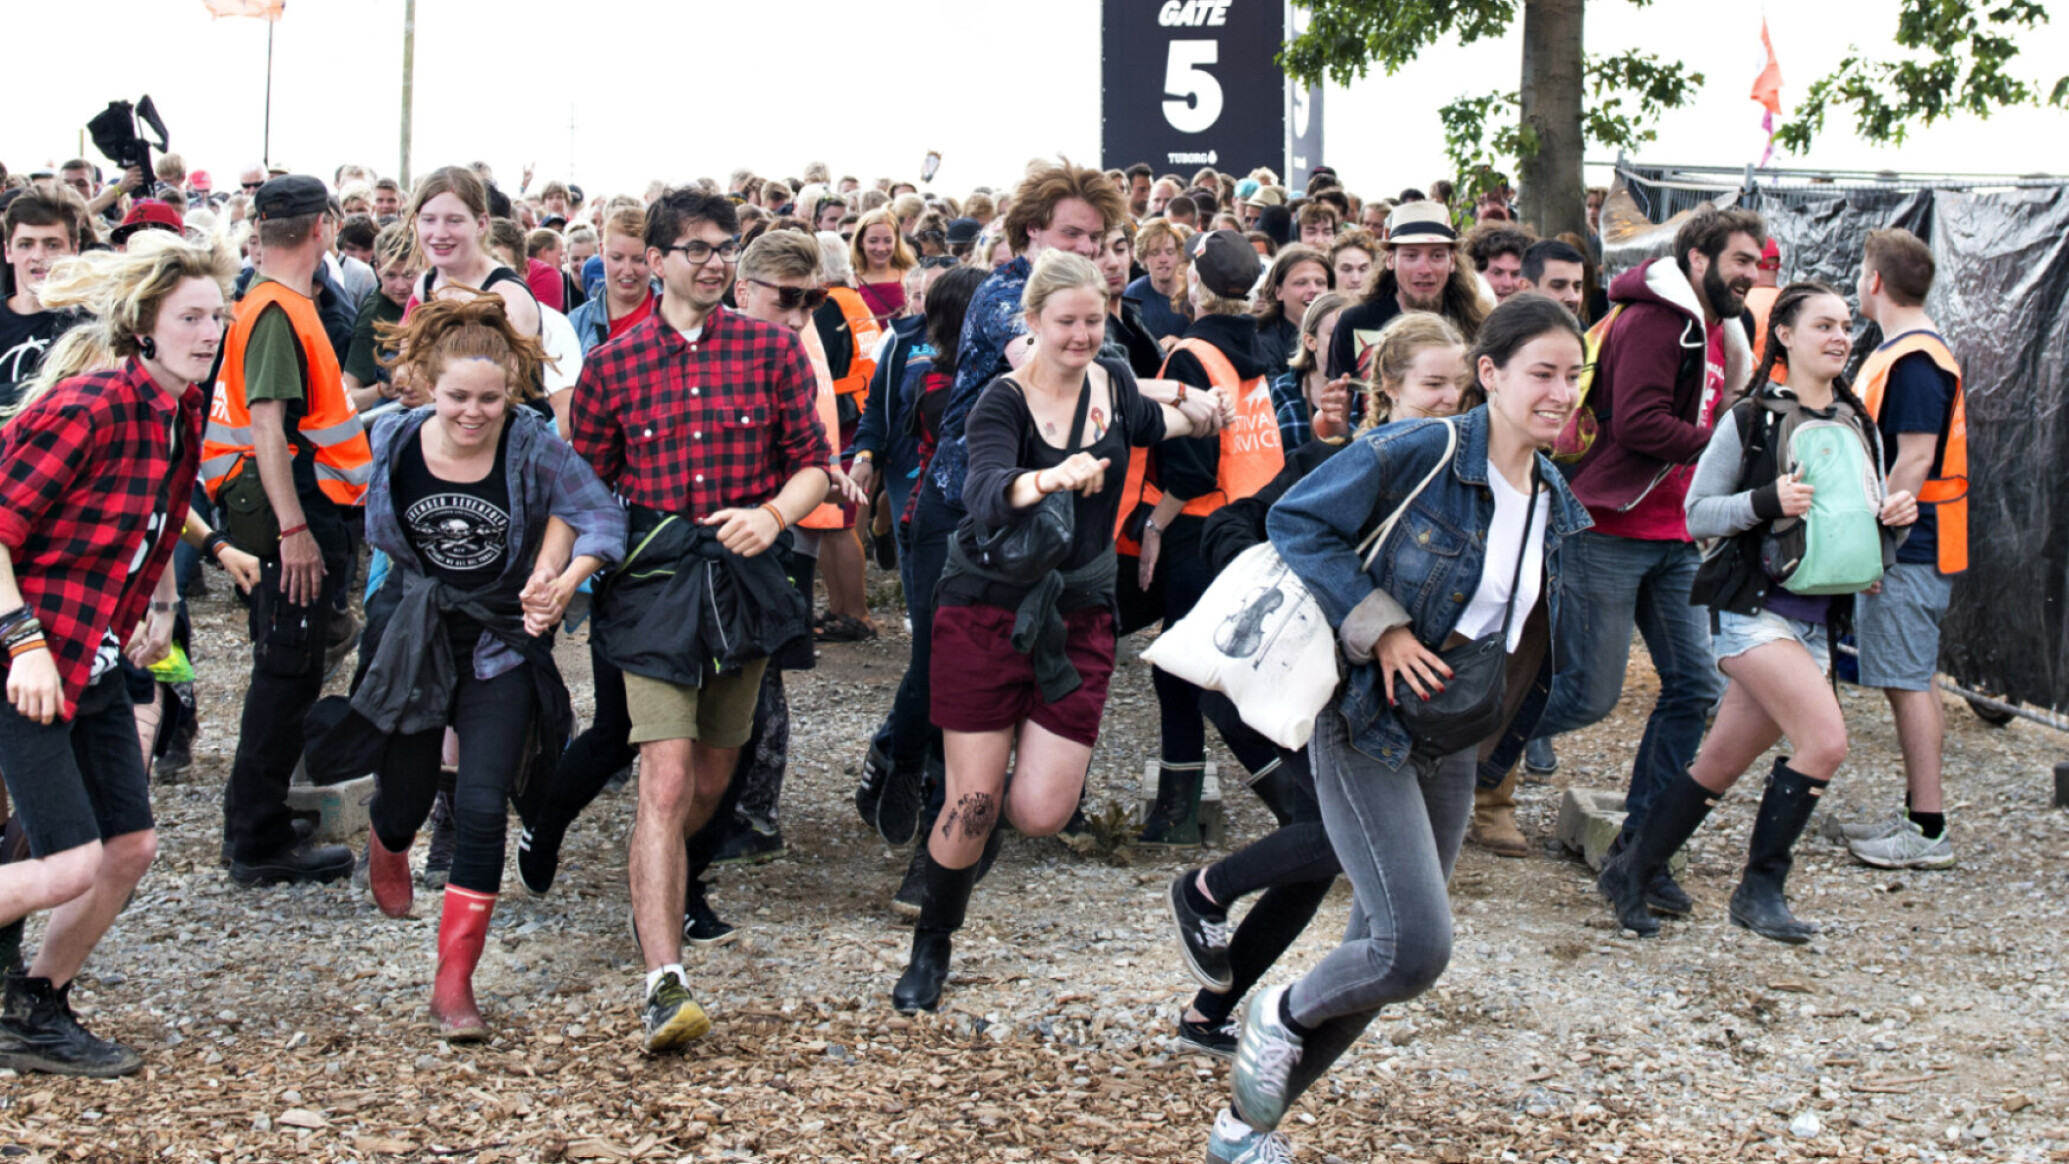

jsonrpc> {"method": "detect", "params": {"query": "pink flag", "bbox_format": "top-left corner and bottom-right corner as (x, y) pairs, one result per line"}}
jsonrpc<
(203, 0), (284, 20)
(1751, 17), (1784, 166)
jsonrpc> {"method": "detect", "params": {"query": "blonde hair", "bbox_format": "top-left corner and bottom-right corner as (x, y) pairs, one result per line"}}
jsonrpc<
(1288, 291), (1351, 376)
(812, 231), (854, 286)
(1134, 218), (1190, 263)
(848, 207), (916, 278)
(12, 232), (238, 417)
(890, 193), (925, 224)
(1187, 265), (1251, 318)
(1022, 250), (1108, 318)
(378, 292), (550, 403)
(962, 192), (996, 225)
(1357, 311), (1469, 433)
(373, 222), (415, 274)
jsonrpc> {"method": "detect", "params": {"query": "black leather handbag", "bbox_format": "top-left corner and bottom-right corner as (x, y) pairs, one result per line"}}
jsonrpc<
(956, 376), (1091, 582)
(1392, 462), (1542, 758)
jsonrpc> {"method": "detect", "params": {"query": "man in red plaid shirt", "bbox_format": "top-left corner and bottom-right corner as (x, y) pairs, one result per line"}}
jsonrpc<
(569, 188), (829, 1054)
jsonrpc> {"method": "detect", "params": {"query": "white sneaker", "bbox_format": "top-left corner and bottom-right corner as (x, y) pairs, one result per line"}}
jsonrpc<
(1848, 820), (1955, 869)
(1839, 810), (1909, 842)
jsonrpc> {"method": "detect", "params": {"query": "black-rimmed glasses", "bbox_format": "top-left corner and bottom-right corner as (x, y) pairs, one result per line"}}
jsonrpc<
(662, 238), (742, 265)
(745, 279), (828, 311)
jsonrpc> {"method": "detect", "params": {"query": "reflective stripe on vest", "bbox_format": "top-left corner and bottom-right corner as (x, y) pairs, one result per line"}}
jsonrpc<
(201, 279), (373, 507)
(1856, 330), (1967, 574)
(1113, 337), (1286, 556)
(826, 287), (882, 402)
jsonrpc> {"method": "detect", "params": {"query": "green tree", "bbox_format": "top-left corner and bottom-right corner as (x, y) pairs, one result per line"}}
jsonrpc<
(1283, 0), (2065, 246)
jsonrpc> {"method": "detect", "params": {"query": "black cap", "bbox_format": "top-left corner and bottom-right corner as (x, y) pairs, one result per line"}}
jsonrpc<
(255, 174), (329, 220)
(1185, 229), (1262, 299)
(945, 217), (982, 246)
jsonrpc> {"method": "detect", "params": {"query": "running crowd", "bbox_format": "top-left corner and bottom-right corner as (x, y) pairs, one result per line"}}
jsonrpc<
(0, 151), (1972, 1164)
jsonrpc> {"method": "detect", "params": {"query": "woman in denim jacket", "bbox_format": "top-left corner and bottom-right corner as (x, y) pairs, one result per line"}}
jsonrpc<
(1204, 296), (1591, 1164)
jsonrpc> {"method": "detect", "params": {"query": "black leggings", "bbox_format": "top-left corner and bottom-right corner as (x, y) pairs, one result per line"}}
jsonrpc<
(1192, 693), (1340, 1027)
(543, 639), (636, 828)
(372, 663), (534, 895)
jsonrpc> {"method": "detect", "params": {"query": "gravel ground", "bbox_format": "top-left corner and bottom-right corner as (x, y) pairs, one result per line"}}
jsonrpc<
(5, 573), (2068, 1163)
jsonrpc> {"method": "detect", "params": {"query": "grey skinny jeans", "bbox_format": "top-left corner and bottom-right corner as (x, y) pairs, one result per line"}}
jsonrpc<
(1279, 703), (1475, 1107)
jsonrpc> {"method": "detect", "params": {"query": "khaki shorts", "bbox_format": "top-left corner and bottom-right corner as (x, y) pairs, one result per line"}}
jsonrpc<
(623, 659), (770, 748)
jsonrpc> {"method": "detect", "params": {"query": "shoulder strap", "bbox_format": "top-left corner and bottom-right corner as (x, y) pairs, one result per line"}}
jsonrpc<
(1357, 419), (1457, 571)
(1494, 461), (1543, 639)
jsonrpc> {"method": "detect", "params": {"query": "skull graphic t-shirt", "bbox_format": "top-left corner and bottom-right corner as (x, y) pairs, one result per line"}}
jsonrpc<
(393, 420), (513, 591)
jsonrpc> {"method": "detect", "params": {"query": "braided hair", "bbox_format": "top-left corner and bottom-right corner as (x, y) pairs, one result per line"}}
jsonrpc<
(1746, 279), (1851, 402)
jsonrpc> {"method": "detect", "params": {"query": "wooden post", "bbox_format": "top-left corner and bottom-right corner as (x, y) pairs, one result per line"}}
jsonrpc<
(399, 0), (416, 187)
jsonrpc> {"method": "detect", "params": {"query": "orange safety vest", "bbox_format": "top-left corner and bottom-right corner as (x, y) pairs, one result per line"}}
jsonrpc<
(201, 279), (372, 507)
(1856, 330), (1967, 574)
(826, 286), (882, 404)
(796, 322), (849, 532)
(1744, 286), (1786, 384)
(1113, 338), (1285, 556)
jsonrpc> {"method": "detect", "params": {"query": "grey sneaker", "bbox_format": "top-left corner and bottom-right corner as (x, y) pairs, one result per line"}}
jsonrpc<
(1231, 985), (1304, 1133)
(1206, 1106), (1295, 1164)
(1839, 810), (1909, 842)
(640, 969), (710, 1053)
(1848, 820), (1955, 869)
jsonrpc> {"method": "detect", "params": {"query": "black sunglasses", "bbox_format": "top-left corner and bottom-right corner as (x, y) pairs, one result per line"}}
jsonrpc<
(242, 181), (264, 191)
(918, 256), (958, 270)
(745, 279), (828, 311)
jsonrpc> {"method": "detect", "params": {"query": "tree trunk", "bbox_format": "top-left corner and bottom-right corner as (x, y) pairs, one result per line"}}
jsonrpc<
(1518, 0), (1587, 245)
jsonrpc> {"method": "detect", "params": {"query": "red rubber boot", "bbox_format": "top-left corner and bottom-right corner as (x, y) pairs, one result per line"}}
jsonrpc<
(366, 832), (413, 919)
(429, 887), (494, 1042)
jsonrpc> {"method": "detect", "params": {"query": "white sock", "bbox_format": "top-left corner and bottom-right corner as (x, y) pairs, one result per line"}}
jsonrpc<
(1215, 1107), (1256, 1139)
(645, 963), (684, 997)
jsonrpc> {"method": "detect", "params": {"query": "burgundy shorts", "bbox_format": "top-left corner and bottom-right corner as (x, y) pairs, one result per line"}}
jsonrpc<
(930, 603), (1116, 746)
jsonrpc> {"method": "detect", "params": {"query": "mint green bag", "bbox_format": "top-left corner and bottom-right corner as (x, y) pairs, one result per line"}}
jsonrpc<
(1761, 418), (1885, 596)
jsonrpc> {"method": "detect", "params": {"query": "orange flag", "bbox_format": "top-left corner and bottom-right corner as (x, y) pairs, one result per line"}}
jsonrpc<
(1751, 17), (1784, 165)
(203, 0), (284, 20)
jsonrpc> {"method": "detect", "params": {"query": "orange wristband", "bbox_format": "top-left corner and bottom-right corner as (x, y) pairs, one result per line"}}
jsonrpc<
(760, 502), (787, 531)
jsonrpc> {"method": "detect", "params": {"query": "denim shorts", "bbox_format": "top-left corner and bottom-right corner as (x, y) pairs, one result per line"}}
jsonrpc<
(1854, 563), (1953, 691)
(1713, 607), (1830, 673)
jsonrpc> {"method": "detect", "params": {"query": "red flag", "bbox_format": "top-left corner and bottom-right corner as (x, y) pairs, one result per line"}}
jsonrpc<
(203, 0), (284, 20)
(1751, 17), (1784, 166)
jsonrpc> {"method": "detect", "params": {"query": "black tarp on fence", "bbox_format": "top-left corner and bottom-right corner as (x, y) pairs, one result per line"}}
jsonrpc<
(1601, 162), (2069, 714)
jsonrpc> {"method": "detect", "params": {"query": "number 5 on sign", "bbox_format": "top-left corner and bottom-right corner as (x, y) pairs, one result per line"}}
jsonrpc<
(1163, 40), (1222, 133)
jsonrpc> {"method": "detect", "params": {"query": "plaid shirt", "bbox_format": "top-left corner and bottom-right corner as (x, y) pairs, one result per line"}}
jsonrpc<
(0, 359), (203, 719)
(569, 305), (829, 516)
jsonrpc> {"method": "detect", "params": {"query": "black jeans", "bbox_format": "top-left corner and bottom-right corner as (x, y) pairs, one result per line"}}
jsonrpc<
(222, 505), (349, 861)
(371, 659), (535, 895)
(543, 639), (636, 829)
(880, 486), (955, 774)
(1151, 549), (1216, 768)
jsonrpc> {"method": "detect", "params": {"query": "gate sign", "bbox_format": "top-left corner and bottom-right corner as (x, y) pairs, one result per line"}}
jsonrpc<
(1284, 4), (1325, 191)
(1103, 0), (1294, 178)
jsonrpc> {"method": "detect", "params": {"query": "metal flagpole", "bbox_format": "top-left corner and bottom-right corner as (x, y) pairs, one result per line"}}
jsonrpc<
(400, 0), (416, 187)
(263, 19), (274, 167)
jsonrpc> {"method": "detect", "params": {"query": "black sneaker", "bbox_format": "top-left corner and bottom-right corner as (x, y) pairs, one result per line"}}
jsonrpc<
(0, 973), (142, 1078)
(854, 739), (892, 829)
(683, 890), (738, 947)
(890, 842), (928, 921)
(1177, 1012), (1241, 1059)
(713, 823), (785, 867)
(517, 820), (566, 896)
(641, 969), (710, 1053)
(874, 760), (924, 847)
(228, 840), (354, 887)
(422, 789), (457, 890)
(1168, 873), (1234, 991)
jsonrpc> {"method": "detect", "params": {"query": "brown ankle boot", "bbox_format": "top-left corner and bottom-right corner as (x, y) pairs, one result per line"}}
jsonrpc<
(1468, 768), (1530, 858)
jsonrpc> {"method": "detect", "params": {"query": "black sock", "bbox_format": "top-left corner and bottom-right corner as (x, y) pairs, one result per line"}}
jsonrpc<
(1277, 988), (1316, 1040)
(1909, 810), (1945, 840)
(1183, 871), (1224, 919)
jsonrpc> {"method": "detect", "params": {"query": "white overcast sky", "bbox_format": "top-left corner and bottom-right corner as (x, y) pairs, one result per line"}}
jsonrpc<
(5, 1), (2065, 200)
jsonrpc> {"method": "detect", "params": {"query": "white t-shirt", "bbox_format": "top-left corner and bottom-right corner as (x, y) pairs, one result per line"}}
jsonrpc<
(1452, 467), (1548, 653)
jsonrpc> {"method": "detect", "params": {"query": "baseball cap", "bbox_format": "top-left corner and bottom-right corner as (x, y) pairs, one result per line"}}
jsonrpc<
(189, 170), (214, 193)
(255, 174), (329, 220)
(945, 217), (983, 247)
(1244, 185), (1287, 210)
(1185, 229), (1263, 299)
(1384, 201), (1459, 248)
(1759, 237), (1781, 269)
(111, 199), (184, 243)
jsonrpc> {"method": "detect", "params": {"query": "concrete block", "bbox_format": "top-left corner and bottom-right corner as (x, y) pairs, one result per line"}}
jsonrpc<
(1555, 787), (1685, 875)
(1139, 761), (1226, 847)
(285, 774), (375, 843)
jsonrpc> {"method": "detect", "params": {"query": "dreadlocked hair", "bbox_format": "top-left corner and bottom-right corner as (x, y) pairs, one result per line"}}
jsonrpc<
(10, 231), (238, 419)
(1745, 279), (1849, 403)
(377, 291), (552, 403)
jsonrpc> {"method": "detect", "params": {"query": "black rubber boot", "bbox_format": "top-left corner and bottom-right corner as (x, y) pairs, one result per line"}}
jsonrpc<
(1729, 758), (1826, 945)
(1137, 762), (1205, 847)
(1245, 757), (1312, 829)
(1598, 767), (1718, 937)
(892, 852), (976, 1014)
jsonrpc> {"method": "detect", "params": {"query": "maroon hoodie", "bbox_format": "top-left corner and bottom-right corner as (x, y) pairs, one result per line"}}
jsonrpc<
(1569, 257), (1751, 519)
